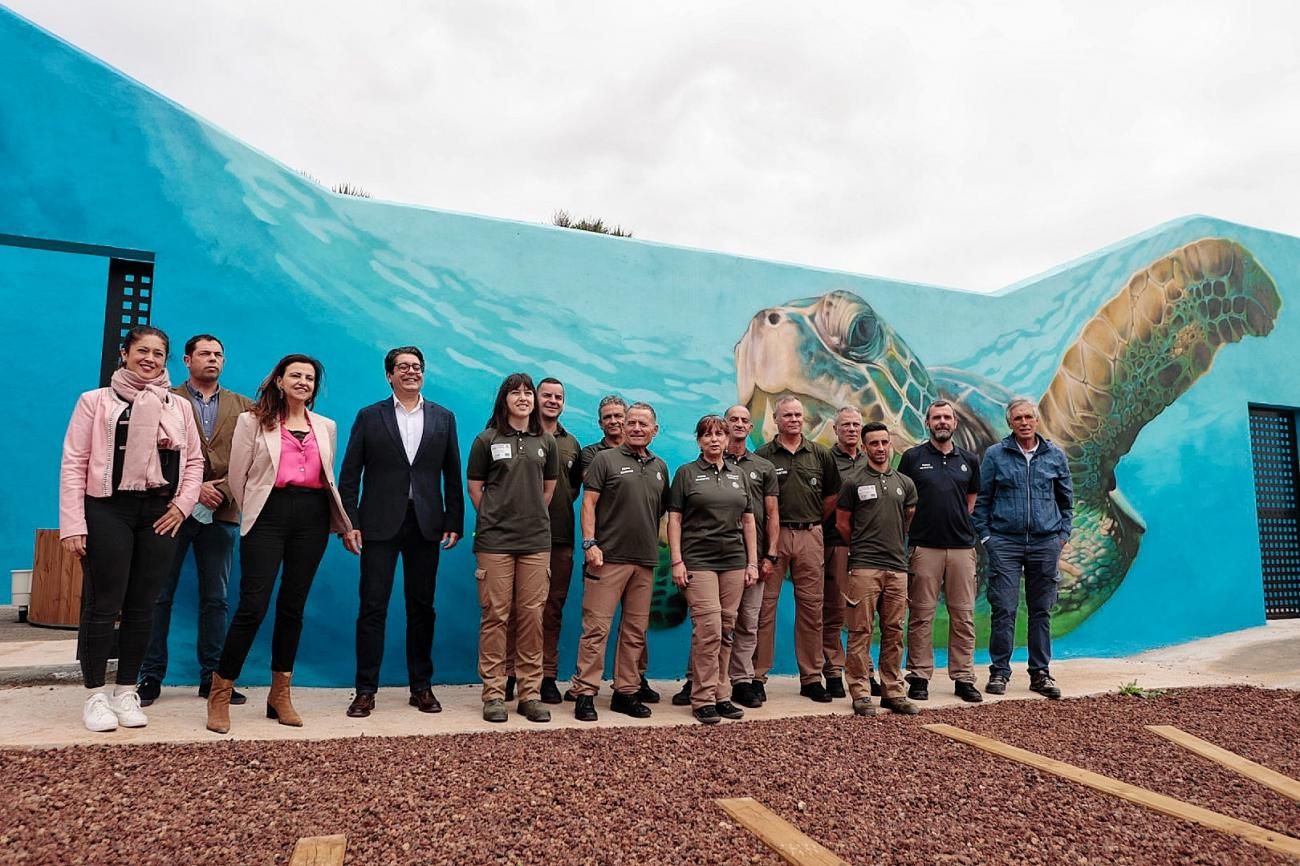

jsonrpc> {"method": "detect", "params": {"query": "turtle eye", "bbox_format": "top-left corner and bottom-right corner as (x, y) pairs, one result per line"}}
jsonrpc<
(842, 312), (882, 362)
(766, 311), (781, 325)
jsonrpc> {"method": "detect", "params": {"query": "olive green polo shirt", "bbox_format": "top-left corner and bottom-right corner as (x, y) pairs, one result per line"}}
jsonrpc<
(667, 456), (754, 571)
(755, 436), (841, 525)
(585, 445), (669, 566)
(727, 449), (779, 557)
(466, 427), (559, 554)
(823, 444), (871, 547)
(579, 439), (616, 480)
(548, 424), (582, 547)
(837, 465), (918, 572)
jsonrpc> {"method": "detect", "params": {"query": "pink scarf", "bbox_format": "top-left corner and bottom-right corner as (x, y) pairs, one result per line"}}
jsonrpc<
(110, 367), (184, 492)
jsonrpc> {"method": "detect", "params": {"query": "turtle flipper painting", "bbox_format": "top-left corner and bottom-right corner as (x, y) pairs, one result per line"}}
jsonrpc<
(735, 238), (1282, 640)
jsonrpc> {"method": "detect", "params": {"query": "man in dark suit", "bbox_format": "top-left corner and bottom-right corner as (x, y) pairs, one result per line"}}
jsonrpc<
(138, 334), (252, 706)
(339, 346), (464, 717)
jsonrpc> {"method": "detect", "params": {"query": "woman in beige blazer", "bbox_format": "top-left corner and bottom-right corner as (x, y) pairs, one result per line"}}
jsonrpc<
(206, 354), (352, 734)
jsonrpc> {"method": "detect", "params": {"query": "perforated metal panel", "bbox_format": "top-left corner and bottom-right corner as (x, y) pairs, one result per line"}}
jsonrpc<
(99, 257), (156, 386)
(1249, 407), (1300, 619)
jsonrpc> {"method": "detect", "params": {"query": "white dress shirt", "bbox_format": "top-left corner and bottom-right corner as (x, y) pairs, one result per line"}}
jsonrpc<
(393, 396), (425, 498)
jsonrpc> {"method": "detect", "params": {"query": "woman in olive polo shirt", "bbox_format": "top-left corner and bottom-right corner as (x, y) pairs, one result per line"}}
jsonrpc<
(467, 372), (559, 724)
(667, 414), (759, 724)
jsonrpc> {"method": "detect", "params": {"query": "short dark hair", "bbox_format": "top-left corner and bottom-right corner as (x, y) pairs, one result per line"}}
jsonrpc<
(184, 334), (223, 356)
(924, 400), (955, 421)
(385, 346), (425, 374)
(862, 421), (889, 437)
(597, 394), (627, 415)
(538, 377), (564, 390)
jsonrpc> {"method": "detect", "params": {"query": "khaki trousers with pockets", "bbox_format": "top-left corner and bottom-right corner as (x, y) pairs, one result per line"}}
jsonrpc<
(906, 546), (977, 683)
(755, 526), (825, 685)
(477, 551), (548, 703)
(684, 568), (745, 708)
(821, 544), (848, 677)
(728, 579), (765, 684)
(843, 567), (908, 701)
(571, 563), (652, 696)
(505, 545), (575, 679)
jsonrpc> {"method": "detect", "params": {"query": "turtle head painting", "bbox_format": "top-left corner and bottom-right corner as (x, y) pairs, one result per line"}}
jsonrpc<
(735, 238), (1282, 637)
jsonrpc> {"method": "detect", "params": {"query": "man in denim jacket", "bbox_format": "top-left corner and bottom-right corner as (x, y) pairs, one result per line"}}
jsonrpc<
(972, 397), (1073, 700)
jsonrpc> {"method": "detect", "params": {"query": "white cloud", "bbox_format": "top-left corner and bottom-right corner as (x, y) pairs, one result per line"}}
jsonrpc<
(9, 0), (1300, 290)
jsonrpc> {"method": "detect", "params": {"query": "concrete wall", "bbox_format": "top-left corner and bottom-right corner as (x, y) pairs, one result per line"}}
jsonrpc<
(2, 9), (1297, 686)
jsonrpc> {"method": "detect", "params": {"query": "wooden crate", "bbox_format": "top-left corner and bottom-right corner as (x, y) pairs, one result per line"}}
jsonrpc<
(29, 529), (82, 628)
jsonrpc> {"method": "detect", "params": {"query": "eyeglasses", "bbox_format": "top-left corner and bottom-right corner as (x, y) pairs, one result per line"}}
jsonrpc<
(394, 363), (424, 373)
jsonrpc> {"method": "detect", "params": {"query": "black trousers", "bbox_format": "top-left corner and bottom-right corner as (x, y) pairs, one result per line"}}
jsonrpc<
(79, 493), (178, 689)
(354, 503), (441, 693)
(217, 487), (330, 680)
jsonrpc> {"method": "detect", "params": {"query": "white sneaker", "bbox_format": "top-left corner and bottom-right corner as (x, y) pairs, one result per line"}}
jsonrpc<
(83, 693), (118, 732)
(108, 690), (149, 728)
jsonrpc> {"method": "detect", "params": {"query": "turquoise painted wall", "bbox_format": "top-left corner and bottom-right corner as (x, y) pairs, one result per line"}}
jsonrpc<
(2, 9), (1296, 686)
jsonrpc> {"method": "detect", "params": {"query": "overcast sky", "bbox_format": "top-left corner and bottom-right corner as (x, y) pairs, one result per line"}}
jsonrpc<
(10, 1), (1300, 291)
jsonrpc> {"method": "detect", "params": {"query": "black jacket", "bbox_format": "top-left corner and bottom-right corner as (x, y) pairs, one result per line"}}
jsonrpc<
(338, 397), (465, 542)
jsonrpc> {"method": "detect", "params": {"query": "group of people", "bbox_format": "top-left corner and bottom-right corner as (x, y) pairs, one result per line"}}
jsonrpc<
(58, 326), (1073, 733)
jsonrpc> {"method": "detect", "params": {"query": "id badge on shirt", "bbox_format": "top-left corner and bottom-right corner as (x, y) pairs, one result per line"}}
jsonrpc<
(857, 484), (878, 501)
(491, 443), (513, 460)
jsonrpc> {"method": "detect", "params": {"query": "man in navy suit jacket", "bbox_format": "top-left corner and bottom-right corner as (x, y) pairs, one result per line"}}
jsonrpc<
(338, 346), (465, 717)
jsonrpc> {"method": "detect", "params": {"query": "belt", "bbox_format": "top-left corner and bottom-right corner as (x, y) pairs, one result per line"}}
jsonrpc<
(781, 522), (818, 530)
(115, 488), (172, 500)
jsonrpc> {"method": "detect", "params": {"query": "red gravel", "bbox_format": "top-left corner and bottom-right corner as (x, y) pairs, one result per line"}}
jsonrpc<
(2, 686), (1298, 865)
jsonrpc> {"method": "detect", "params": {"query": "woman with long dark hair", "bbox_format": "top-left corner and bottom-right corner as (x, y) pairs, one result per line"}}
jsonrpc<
(206, 354), (352, 734)
(466, 372), (558, 724)
(60, 326), (204, 732)
(667, 414), (758, 724)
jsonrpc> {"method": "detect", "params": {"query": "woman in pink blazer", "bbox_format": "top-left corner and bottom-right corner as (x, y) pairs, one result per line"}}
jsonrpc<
(59, 326), (204, 733)
(206, 354), (352, 734)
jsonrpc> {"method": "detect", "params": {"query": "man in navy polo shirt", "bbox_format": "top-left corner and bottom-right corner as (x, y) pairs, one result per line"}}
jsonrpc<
(898, 401), (983, 703)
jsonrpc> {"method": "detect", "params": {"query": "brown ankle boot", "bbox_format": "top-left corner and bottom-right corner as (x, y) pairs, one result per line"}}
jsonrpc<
(266, 670), (303, 727)
(206, 673), (234, 734)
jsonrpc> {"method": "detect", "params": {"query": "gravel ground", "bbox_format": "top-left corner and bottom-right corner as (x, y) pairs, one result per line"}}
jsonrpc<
(2, 686), (1297, 866)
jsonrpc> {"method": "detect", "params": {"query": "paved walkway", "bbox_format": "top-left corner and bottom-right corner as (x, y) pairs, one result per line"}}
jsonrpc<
(0, 608), (1296, 749)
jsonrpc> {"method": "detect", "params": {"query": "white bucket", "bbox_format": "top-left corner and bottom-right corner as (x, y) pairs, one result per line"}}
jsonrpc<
(11, 568), (32, 609)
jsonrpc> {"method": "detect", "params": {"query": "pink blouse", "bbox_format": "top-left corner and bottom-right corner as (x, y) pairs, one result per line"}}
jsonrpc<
(274, 425), (325, 489)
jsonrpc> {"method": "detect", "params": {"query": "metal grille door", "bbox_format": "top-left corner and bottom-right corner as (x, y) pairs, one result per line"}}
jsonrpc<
(1249, 407), (1300, 619)
(99, 257), (156, 385)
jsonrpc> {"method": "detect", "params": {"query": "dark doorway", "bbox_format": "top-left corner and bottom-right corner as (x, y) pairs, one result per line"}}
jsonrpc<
(1248, 406), (1300, 619)
(99, 258), (157, 385)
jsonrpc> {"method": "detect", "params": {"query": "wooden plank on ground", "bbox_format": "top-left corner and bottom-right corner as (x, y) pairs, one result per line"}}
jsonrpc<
(1146, 725), (1300, 804)
(715, 797), (850, 866)
(924, 723), (1300, 860)
(289, 834), (347, 866)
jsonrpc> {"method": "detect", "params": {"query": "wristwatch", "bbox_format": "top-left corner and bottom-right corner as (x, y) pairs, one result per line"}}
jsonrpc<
(764, 554), (779, 564)
(582, 539), (599, 550)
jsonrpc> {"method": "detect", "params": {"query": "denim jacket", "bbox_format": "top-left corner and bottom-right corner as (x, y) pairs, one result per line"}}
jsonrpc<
(971, 434), (1073, 543)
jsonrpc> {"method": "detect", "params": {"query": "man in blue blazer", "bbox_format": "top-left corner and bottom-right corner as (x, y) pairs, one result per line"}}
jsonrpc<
(339, 346), (465, 717)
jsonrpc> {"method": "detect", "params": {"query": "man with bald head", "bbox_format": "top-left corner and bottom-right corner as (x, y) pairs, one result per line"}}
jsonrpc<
(755, 395), (840, 702)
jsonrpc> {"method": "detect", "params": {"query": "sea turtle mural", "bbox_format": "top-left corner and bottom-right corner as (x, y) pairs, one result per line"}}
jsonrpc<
(730, 237), (1281, 639)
